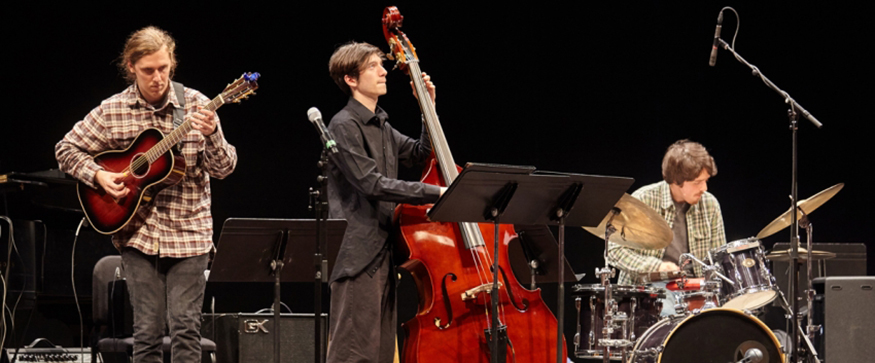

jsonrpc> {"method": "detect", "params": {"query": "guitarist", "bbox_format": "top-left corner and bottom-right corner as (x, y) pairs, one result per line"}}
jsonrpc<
(55, 26), (237, 363)
(324, 41), (443, 363)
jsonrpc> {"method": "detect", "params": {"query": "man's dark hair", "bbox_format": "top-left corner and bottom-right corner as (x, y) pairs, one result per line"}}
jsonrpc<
(328, 42), (385, 95)
(662, 139), (718, 185)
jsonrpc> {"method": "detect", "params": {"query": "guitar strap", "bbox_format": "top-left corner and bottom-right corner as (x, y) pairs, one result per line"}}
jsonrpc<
(172, 81), (186, 152)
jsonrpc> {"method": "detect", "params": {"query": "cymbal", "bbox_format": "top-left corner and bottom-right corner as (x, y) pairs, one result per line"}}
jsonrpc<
(756, 183), (844, 239)
(766, 247), (836, 262)
(583, 193), (672, 250)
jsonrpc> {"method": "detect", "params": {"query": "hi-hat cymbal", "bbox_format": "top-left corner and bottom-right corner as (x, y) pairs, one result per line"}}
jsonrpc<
(756, 183), (844, 240)
(766, 247), (836, 262)
(583, 193), (672, 250)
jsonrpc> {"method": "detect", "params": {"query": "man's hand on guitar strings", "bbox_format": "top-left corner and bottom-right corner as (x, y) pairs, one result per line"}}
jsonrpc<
(191, 106), (217, 136)
(95, 170), (130, 199)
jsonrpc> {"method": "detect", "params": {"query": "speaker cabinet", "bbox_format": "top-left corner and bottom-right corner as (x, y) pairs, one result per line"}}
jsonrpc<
(202, 313), (328, 363)
(812, 276), (875, 363)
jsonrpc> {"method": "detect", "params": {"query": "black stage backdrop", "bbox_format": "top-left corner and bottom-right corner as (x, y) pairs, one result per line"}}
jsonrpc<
(3, 0), (872, 351)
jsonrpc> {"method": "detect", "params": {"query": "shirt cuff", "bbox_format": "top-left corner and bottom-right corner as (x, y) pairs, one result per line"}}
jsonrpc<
(80, 162), (103, 189)
(423, 184), (442, 203)
(205, 127), (228, 149)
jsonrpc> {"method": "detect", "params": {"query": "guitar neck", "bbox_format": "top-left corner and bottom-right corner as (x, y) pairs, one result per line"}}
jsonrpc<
(144, 94), (225, 163)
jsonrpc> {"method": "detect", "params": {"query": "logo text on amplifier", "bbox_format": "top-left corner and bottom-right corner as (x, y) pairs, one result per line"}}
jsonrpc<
(243, 319), (269, 334)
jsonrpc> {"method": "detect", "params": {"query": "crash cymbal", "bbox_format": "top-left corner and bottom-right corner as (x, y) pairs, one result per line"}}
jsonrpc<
(766, 247), (836, 262)
(583, 193), (672, 250)
(756, 183), (844, 239)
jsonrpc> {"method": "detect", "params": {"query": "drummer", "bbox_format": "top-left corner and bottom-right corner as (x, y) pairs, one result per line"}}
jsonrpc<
(608, 139), (727, 315)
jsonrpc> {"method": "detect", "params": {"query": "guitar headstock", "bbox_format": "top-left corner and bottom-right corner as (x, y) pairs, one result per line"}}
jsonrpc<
(221, 72), (260, 104)
(382, 6), (416, 74)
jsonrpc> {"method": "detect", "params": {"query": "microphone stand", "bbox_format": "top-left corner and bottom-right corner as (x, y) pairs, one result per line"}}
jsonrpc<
(308, 150), (331, 363)
(715, 38), (824, 363)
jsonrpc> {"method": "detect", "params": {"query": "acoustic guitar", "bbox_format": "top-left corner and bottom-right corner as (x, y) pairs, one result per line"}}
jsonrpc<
(77, 72), (259, 234)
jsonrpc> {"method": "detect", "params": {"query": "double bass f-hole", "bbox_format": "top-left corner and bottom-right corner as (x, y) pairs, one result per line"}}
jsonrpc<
(436, 273), (457, 329)
(499, 266), (529, 311)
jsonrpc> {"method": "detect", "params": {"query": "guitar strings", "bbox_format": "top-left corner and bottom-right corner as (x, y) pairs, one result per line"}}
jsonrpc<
(127, 96), (223, 176)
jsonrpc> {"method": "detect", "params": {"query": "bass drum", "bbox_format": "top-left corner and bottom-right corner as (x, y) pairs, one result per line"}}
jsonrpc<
(629, 309), (785, 363)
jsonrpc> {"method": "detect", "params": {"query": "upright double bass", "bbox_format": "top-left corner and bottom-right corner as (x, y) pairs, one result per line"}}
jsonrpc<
(384, 7), (567, 362)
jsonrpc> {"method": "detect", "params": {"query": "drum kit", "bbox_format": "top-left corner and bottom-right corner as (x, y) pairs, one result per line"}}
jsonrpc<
(573, 184), (843, 363)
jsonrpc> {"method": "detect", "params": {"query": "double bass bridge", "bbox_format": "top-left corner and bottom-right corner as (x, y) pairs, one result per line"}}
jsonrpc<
(461, 282), (503, 302)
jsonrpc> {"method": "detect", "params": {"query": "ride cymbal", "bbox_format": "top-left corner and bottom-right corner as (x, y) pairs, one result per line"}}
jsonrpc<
(756, 183), (844, 240)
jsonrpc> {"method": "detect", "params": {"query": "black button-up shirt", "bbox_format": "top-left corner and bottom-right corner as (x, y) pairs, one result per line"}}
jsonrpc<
(326, 97), (441, 283)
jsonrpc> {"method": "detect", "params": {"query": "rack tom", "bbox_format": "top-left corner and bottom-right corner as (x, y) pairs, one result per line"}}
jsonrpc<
(712, 238), (778, 310)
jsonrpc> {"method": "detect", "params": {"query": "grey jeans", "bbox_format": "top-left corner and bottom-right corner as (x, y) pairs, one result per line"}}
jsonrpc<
(121, 248), (208, 363)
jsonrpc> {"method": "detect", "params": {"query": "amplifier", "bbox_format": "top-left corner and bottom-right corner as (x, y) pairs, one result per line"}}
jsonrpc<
(202, 313), (328, 363)
(2, 347), (91, 363)
(812, 276), (875, 363)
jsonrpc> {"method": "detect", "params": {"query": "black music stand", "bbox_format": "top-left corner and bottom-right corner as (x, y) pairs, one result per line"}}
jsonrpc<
(428, 163), (631, 363)
(210, 218), (346, 363)
(513, 224), (582, 289)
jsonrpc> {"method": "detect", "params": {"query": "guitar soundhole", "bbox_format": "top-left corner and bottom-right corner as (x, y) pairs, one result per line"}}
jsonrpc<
(130, 153), (150, 178)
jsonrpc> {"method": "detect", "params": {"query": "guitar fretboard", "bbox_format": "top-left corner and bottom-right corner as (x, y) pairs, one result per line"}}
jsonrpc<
(145, 95), (225, 163)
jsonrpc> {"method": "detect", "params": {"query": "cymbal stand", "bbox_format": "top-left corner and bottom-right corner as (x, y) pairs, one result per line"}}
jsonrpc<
(597, 209), (632, 363)
(798, 210), (821, 362)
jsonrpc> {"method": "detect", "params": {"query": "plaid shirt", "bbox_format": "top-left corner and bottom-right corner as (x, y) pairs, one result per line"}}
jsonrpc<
(55, 84), (237, 258)
(608, 181), (726, 285)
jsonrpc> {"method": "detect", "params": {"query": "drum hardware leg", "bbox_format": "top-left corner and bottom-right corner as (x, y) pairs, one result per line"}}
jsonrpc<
(792, 308), (821, 363)
(778, 283), (822, 363)
(598, 210), (620, 363)
(800, 214), (817, 345)
(573, 297), (581, 353)
(794, 322), (820, 363)
(589, 295), (597, 349)
(629, 297), (638, 340)
(673, 296), (687, 315)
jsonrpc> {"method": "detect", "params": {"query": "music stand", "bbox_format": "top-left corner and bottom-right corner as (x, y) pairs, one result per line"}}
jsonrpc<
(513, 224), (582, 289)
(428, 163), (631, 363)
(211, 218), (346, 363)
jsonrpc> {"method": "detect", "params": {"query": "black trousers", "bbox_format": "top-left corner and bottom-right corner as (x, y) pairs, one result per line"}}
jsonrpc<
(326, 252), (396, 363)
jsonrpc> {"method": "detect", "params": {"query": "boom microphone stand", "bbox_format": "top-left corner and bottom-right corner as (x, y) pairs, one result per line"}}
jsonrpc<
(711, 10), (823, 361)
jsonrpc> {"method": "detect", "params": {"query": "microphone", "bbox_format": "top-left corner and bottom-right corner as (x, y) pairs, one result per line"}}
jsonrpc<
(307, 107), (338, 154)
(745, 348), (764, 363)
(733, 348), (763, 363)
(709, 9), (724, 66)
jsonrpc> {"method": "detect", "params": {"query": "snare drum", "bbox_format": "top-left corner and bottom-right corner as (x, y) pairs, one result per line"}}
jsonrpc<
(629, 308), (785, 363)
(712, 238), (778, 310)
(572, 284), (664, 360)
(666, 278), (721, 312)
